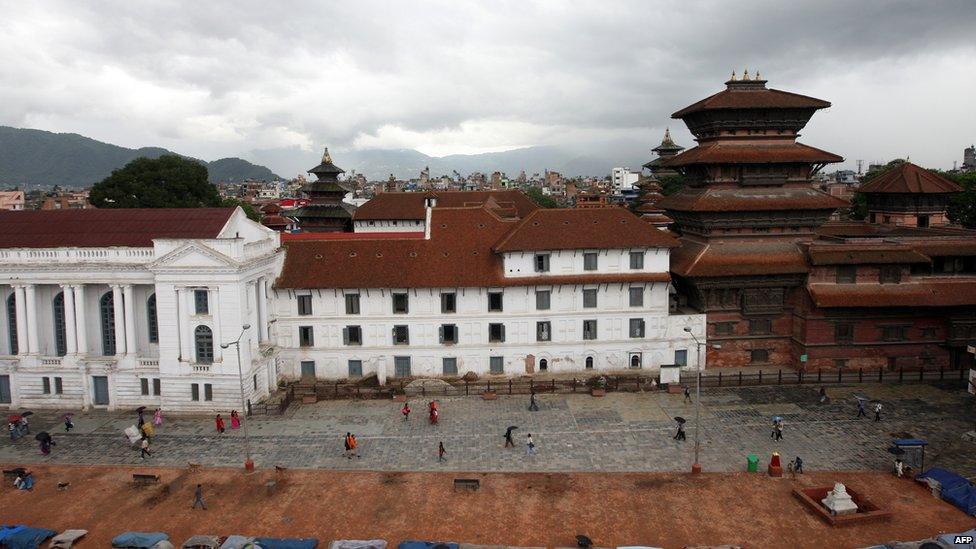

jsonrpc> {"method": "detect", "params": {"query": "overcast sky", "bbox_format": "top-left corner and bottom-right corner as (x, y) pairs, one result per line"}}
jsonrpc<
(1, 0), (974, 177)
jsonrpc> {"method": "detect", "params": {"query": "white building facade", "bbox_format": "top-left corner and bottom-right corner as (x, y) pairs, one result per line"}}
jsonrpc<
(611, 167), (640, 193)
(273, 203), (705, 382)
(0, 207), (280, 412)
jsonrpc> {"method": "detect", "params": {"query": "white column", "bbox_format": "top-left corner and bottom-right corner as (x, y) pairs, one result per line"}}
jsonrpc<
(247, 282), (259, 353)
(24, 284), (38, 354)
(112, 285), (125, 355)
(73, 285), (88, 355)
(257, 277), (269, 342)
(178, 287), (192, 361)
(13, 286), (27, 355)
(61, 285), (77, 354)
(123, 284), (137, 356)
(210, 287), (222, 362)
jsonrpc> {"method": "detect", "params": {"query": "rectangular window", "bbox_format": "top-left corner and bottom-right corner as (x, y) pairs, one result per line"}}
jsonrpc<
(394, 356), (411, 377)
(343, 326), (362, 345)
(583, 319), (597, 340)
(881, 326), (907, 342)
(204, 383), (213, 401)
(488, 291), (504, 312)
(300, 361), (316, 377)
(147, 296), (158, 344)
(440, 292), (456, 313)
(629, 251), (644, 269)
(835, 323), (854, 344)
(749, 319), (772, 335)
(488, 323), (506, 343)
(140, 378), (149, 396)
(393, 325), (409, 345)
(836, 265), (857, 283)
(392, 292), (409, 314)
(583, 252), (598, 271)
(345, 293), (361, 315)
(440, 324), (458, 344)
(490, 356), (504, 374)
(583, 288), (598, 308)
(442, 357), (458, 375)
(152, 378), (161, 396)
(297, 294), (313, 316)
(629, 318), (645, 338)
(880, 266), (901, 284)
(674, 349), (688, 366)
(191, 383), (200, 401)
(714, 322), (734, 336)
(534, 254), (550, 272)
(834, 359), (848, 369)
(194, 289), (209, 315)
(42, 377), (51, 394)
(536, 321), (551, 342)
(535, 290), (551, 310)
(348, 360), (363, 378)
(750, 349), (769, 364)
(299, 326), (314, 347)
(629, 287), (644, 307)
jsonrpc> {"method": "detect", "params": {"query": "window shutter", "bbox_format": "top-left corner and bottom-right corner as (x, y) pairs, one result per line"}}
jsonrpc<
(500, 324), (506, 342)
(342, 327), (349, 345)
(152, 378), (161, 396)
(439, 326), (444, 343)
(140, 378), (149, 395)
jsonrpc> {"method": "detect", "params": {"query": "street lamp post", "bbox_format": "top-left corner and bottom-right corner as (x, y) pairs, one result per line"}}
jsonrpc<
(684, 326), (720, 474)
(221, 324), (253, 471)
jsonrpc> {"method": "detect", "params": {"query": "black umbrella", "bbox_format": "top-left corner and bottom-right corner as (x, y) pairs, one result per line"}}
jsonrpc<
(576, 535), (593, 548)
(34, 431), (51, 442)
(20, 411), (33, 417)
(507, 425), (519, 432)
(135, 406), (147, 413)
(674, 416), (687, 424)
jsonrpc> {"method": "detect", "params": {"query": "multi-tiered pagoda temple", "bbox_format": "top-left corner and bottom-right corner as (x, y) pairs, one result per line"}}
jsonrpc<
(291, 148), (356, 232)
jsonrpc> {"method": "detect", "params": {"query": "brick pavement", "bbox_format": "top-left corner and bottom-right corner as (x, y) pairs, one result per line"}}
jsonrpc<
(2, 382), (974, 476)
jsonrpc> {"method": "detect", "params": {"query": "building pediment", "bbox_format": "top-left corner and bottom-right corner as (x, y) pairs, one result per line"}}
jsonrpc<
(149, 242), (239, 270)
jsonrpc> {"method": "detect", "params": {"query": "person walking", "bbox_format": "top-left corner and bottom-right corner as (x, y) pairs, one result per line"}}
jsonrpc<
(856, 399), (867, 418)
(153, 408), (163, 427)
(343, 432), (352, 458)
(140, 421), (154, 441)
(774, 420), (784, 441)
(401, 402), (410, 421)
(504, 426), (516, 448)
(40, 435), (54, 455)
(230, 410), (241, 430)
(137, 410), (145, 429)
(526, 433), (537, 456)
(349, 434), (359, 458)
(674, 423), (686, 441)
(528, 391), (539, 412)
(874, 402), (883, 422)
(818, 387), (827, 404)
(684, 386), (692, 404)
(64, 414), (74, 433)
(438, 441), (446, 462)
(794, 455), (804, 474)
(215, 414), (225, 434)
(140, 436), (152, 459)
(192, 484), (207, 510)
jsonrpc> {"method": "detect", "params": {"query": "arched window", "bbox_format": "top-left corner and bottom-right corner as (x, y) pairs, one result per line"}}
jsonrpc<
(99, 291), (116, 356)
(194, 325), (214, 364)
(585, 356), (594, 369)
(6, 294), (16, 355)
(146, 294), (158, 343)
(630, 354), (641, 368)
(539, 358), (548, 371)
(53, 292), (67, 356)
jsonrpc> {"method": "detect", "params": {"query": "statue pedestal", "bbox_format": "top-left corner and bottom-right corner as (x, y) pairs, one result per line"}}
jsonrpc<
(822, 483), (859, 516)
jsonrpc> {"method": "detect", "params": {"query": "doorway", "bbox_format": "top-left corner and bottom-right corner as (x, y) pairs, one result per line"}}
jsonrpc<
(539, 358), (548, 372)
(630, 353), (642, 369)
(0, 375), (10, 404)
(300, 360), (316, 378)
(92, 375), (109, 405)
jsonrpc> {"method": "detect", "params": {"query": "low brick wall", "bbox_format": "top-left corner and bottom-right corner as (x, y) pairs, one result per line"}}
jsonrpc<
(793, 486), (891, 526)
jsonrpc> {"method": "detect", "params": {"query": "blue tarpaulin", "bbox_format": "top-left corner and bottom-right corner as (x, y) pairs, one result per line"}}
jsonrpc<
(916, 467), (976, 516)
(0, 526), (57, 549)
(398, 541), (458, 549)
(254, 538), (319, 549)
(111, 532), (170, 548)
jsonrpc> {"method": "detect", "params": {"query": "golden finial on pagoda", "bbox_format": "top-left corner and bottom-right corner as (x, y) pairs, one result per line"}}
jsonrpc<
(730, 69), (736, 81)
(322, 147), (333, 164)
(743, 68), (750, 80)
(755, 70), (761, 80)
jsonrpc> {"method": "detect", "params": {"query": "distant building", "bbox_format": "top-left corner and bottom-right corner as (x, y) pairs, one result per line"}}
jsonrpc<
(490, 171), (503, 190)
(0, 191), (25, 211)
(963, 145), (975, 172)
(860, 162), (962, 228)
(574, 192), (610, 208)
(290, 148), (357, 232)
(834, 170), (857, 184)
(41, 192), (91, 210)
(610, 167), (640, 194)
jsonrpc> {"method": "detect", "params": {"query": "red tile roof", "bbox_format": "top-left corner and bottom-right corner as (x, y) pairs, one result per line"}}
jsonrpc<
(858, 162), (963, 194)
(0, 208), (235, 248)
(276, 206), (672, 289)
(493, 207), (679, 252)
(808, 281), (976, 308)
(806, 244), (930, 265)
(662, 142), (843, 166)
(353, 190), (538, 221)
(657, 187), (848, 212)
(672, 85), (831, 118)
(281, 231), (425, 241)
(670, 239), (810, 278)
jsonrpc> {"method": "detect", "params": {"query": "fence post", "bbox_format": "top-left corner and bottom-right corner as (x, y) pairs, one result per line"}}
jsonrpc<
(572, 378), (577, 392)
(899, 367), (903, 382)
(718, 371), (722, 386)
(879, 368), (883, 383)
(858, 368), (862, 383)
(421, 385), (426, 397)
(487, 380), (491, 393)
(940, 365), (944, 380)
(738, 371), (743, 386)
(335, 382), (339, 397)
(552, 379), (556, 392)
(919, 368), (924, 382)
(758, 370), (762, 385)
(509, 379), (513, 395)
(817, 370), (822, 383)
(778, 369), (782, 384)
(530, 379), (534, 393)
(465, 380), (469, 396)
(637, 377), (641, 392)
(798, 370), (803, 384)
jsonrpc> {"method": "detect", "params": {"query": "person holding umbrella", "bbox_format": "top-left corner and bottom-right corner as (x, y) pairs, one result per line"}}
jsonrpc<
(673, 417), (687, 441)
(63, 413), (74, 432)
(874, 401), (883, 422)
(855, 396), (868, 418)
(504, 425), (518, 448)
(401, 402), (411, 421)
(36, 431), (55, 455)
(18, 411), (32, 435)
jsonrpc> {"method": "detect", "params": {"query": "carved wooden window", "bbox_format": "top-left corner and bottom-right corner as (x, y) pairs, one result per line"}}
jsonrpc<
(834, 323), (854, 344)
(749, 319), (772, 335)
(879, 266), (901, 284)
(836, 265), (857, 283)
(881, 326), (907, 342)
(713, 322), (734, 336)
(750, 349), (769, 364)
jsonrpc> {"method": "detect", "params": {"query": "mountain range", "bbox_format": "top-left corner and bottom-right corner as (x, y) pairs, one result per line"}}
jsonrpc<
(0, 126), (280, 188)
(0, 125), (656, 188)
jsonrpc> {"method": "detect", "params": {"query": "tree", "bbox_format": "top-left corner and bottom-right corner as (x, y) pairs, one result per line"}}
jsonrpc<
(945, 171), (976, 228)
(221, 198), (260, 222)
(89, 155), (221, 209)
(658, 175), (685, 196)
(525, 186), (559, 208)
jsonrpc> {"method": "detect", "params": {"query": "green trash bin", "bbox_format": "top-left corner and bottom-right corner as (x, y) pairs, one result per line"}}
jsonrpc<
(747, 454), (759, 473)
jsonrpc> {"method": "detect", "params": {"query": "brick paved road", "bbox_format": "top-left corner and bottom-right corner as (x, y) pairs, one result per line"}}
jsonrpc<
(3, 383), (974, 475)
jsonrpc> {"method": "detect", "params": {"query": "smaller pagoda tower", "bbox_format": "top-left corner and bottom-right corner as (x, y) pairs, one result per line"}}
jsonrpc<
(291, 148), (356, 232)
(642, 128), (685, 179)
(633, 181), (672, 229)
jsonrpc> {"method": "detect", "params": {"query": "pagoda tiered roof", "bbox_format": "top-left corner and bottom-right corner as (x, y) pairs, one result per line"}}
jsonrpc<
(858, 162), (962, 194)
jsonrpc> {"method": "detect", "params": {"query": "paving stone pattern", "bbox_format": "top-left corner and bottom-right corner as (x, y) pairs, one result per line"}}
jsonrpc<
(2, 383), (974, 476)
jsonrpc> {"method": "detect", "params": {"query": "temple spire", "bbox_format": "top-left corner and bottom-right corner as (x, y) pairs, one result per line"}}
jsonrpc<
(321, 148), (333, 164)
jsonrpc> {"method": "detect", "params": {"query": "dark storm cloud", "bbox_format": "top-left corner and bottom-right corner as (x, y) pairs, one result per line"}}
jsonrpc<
(0, 0), (973, 175)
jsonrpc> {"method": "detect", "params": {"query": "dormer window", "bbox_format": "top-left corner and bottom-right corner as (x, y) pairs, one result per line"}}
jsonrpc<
(583, 252), (598, 271)
(534, 254), (550, 272)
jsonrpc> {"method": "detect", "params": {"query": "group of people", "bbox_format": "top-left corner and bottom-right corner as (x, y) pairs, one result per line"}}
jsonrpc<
(400, 401), (439, 424)
(136, 408), (164, 459)
(214, 410), (242, 434)
(856, 399), (884, 421)
(7, 415), (29, 440)
(343, 432), (360, 458)
(13, 469), (34, 490)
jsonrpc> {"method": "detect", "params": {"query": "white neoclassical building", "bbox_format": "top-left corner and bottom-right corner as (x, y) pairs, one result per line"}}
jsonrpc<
(0, 207), (280, 411)
(274, 198), (706, 382)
